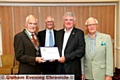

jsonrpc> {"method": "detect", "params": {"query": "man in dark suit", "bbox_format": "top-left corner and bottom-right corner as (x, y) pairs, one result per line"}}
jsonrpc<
(55, 12), (85, 80)
(14, 15), (45, 74)
(38, 16), (57, 74)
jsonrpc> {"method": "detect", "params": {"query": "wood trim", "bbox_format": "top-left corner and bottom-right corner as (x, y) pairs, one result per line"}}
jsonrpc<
(0, 0), (119, 3)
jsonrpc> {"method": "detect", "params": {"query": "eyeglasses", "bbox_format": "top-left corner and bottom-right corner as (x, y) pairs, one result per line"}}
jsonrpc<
(87, 24), (97, 26)
(46, 21), (54, 23)
(28, 22), (37, 25)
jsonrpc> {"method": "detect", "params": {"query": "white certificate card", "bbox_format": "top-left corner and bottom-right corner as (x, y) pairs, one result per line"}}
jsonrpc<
(40, 47), (60, 60)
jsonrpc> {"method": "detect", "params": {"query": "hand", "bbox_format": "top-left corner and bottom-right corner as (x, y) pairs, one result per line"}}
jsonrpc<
(58, 56), (65, 63)
(81, 74), (85, 80)
(105, 76), (112, 80)
(49, 59), (55, 62)
(35, 57), (46, 63)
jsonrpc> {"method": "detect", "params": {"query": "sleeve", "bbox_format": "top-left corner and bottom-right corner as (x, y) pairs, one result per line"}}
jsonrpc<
(14, 34), (36, 66)
(81, 57), (85, 74)
(106, 35), (113, 76)
(65, 30), (85, 61)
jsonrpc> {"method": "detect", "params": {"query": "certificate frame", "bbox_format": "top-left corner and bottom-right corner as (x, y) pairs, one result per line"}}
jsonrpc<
(40, 47), (60, 60)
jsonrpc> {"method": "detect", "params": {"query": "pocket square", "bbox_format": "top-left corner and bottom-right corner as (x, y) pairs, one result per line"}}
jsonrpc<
(101, 41), (106, 46)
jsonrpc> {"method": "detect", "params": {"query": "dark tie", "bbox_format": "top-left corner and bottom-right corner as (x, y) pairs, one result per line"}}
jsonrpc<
(49, 31), (54, 46)
(31, 33), (37, 45)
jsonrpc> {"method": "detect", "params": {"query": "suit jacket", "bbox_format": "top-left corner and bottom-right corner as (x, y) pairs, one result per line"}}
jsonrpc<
(14, 29), (41, 74)
(55, 27), (85, 77)
(81, 32), (113, 80)
(38, 29), (57, 74)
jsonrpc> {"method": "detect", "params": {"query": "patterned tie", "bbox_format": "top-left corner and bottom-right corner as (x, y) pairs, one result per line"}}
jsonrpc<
(31, 33), (37, 45)
(49, 31), (54, 46)
(90, 39), (95, 56)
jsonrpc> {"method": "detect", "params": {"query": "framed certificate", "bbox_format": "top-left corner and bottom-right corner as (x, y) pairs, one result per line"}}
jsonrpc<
(40, 47), (60, 60)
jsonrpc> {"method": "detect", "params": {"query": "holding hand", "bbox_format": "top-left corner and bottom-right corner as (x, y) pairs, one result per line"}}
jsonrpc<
(58, 56), (65, 63)
(81, 74), (85, 80)
(49, 59), (55, 62)
(105, 76), (112, 80)
(35, 57), (46, 63)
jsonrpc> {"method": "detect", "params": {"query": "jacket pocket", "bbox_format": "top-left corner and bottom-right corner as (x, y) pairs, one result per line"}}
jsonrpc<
(100, 65), (105, 69)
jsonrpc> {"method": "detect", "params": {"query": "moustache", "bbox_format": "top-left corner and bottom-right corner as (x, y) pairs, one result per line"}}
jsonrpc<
(66, 22), (71, 25)
(47, 24), (53, 26)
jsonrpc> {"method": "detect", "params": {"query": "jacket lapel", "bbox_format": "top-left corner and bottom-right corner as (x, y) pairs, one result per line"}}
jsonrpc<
(23, 29), (39, 50)
(59, 29), (64, 56)
(85, 35), (92, 59)
(43, 30), (46, 46)
(93, 32), (102, 58)
(23, 30), (34, 46)
(65, 28), (76, 48)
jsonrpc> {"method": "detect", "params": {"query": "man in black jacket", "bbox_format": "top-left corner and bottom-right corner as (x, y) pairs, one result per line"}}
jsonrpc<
(38, 16), (57, 74)
(55, 12), (85, 80)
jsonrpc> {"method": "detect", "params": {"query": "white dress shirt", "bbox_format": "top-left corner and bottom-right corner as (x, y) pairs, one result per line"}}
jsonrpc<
(62, 28), (73, 56)
(45, 29), (55, 47)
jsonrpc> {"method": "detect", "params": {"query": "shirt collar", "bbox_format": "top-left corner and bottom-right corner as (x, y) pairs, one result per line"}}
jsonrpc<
(46, 28), (53, 32)
(25, 29), (35, 36)
(64, 27), (73, 33)
(88, 31), (98, 39)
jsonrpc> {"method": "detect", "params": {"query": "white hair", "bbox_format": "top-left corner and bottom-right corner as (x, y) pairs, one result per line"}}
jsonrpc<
(25, 15), (38, 23)
(85, 17), (98, 26)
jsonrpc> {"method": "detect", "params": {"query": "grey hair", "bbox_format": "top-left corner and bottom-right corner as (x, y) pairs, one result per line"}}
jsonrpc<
(85, 17), (98, 25)
(63, 12), (76, 21)
(25, 15), (38, 23)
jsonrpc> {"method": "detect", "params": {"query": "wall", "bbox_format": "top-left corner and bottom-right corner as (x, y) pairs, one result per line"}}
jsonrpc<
(0, 5), (115, 55)
(0, 20), (2, 55)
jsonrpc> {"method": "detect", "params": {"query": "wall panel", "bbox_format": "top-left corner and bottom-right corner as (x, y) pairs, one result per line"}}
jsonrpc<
(90, 6), (115, 39)
(13, 6), (39, 34)
(66, 6), (89, 34)
(0, 6), (13, 54)
(39, 6), (64, 31)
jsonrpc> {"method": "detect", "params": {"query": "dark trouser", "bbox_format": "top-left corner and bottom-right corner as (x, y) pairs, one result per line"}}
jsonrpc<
(42, 61), (56, 74)
(60, 64), (81, 80)
(75, 76), (81, 80)
(60, 64), (65, 74)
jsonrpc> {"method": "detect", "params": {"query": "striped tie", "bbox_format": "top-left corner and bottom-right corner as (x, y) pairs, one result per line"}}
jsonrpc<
(49, 31), (54, 46)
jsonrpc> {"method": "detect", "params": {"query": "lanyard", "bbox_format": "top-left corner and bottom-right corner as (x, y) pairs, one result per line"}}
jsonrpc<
(24, 30), (39, 51)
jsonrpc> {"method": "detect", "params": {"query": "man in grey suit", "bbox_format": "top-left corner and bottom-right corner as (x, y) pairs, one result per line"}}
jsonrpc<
(14, 15), (45, 74)
(55, 12), (85, 80)
(81, 17), (113, 80)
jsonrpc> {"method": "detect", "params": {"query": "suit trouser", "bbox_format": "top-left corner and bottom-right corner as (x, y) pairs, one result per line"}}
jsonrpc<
(60, 64), (81, 80)
(42, 61), (56, 74)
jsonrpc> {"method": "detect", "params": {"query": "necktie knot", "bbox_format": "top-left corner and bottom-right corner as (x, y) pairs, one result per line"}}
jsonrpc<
(31, 33), (34, 37)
